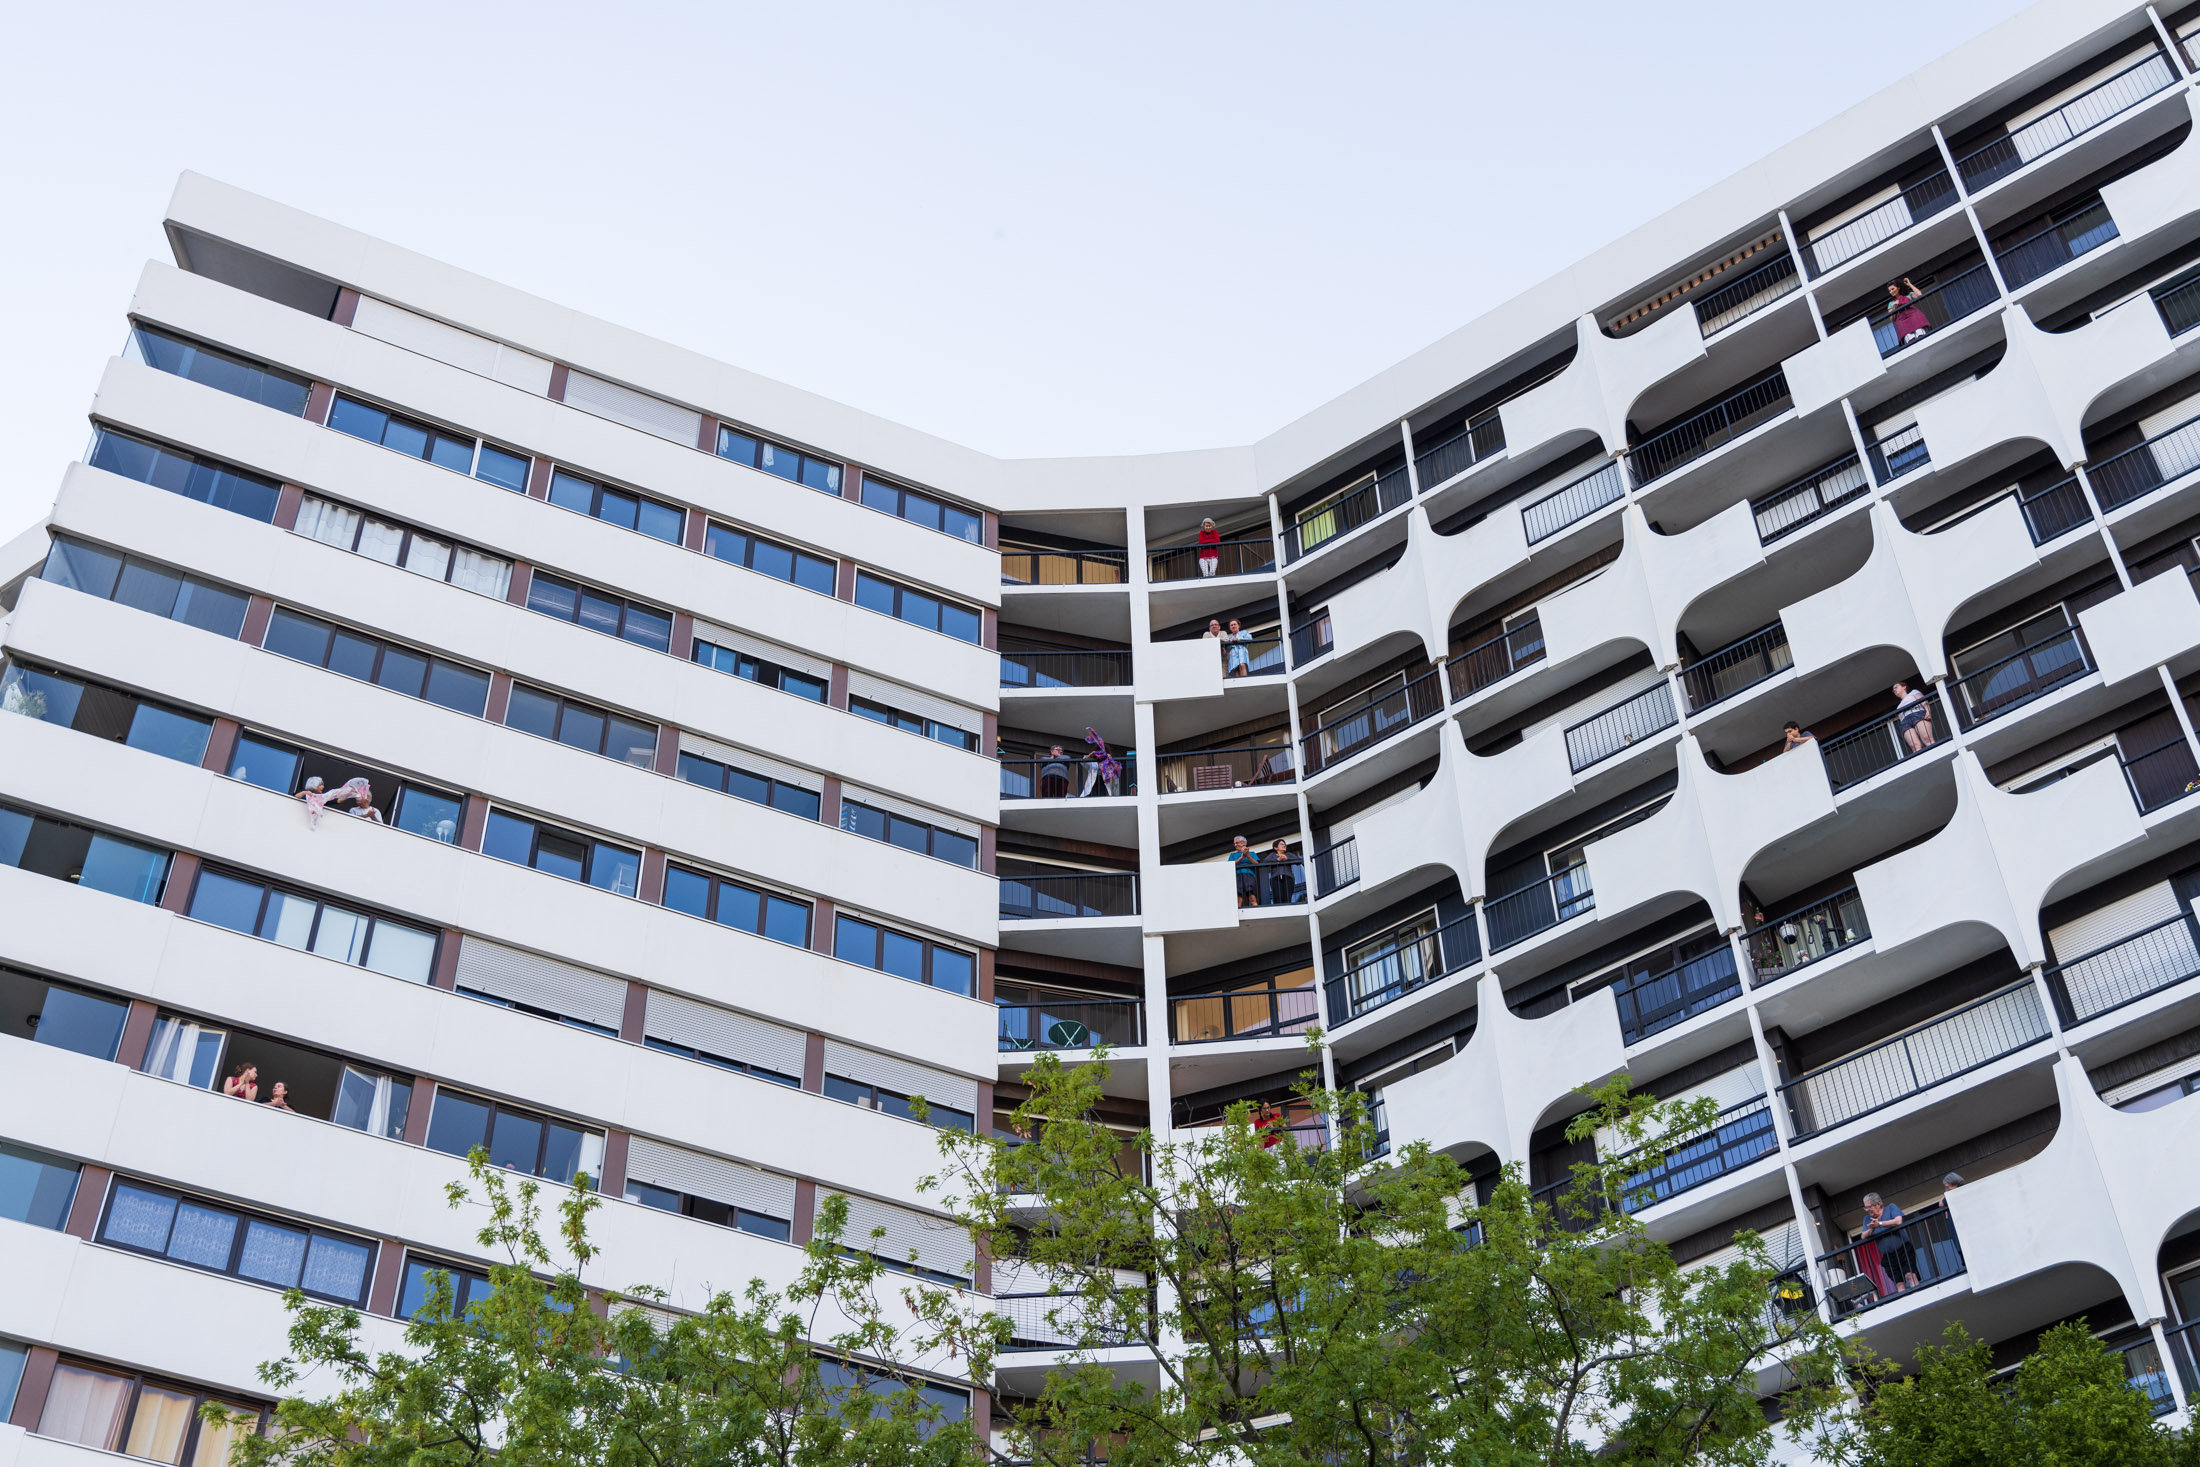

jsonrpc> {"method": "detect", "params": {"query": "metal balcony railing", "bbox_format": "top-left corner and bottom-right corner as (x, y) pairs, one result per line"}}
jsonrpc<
(2087, 411), (2200, 512)
(1000, 753), (1138, 800)
(1565, 681), (1678, 773)
(1627, 368), (1793, 487)
(1154, 742), (1294, 793)
(2116, 1334), (2178, 1415)
(1001, 649), (1132, 689)
(2123, 736), (2200, 813)
(1448, 614), (1546, 700)
(1617, 1094), (1778, 1212)
(1743, 887), (1869, 984)
(1001, 547), (1128, 586)
(1950, 626), (2092, 727)
(1413, 411), (1507, 493)
(1994, 198), (2119, 289)
(1530, 1170), (1607, 1234)
(1484, 864), (1594, 951)
(1752, 456), (1870, 544)
(997, 999), (1146, 1052)
(1693, 251), (1801, 336)
(1283, 464), (1412, 562)
(1309, 837), (1359, 897)
(2017, 474), (2095, 543)
(1000, 872), (1140, 921)
(1867, 263), (2000, 356)
(1820, 693), (1948, 790)
(1780, 980), (2049, 1138)
(1817, 1203), (1965, 1321)
(1210, 632), (1286, 679)
(2154, 270), (2200, 336)
(1611, 945), (1744, 1044)
(1679, 621), (1792, 711)
(2165, 1317), (2200, 1402)
(1805, 170), (1959, 276)
(1953, 50), (2176, 190)
(1149, 535), (1275, 583)
(1169, 983), (1320, 1043)
(2044, 912), (2200, 1028)
(1866, 422), (1930, 484)
(995, 1291), (1146, 1351)
(1522, 462), (1625, 545)
(1289, 609), (1333, 666)
(1331, 914), (1480, 1023)
(1302, 666), (1445, 775)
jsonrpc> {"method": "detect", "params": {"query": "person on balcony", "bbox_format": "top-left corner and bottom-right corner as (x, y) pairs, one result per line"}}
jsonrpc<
(222, 1062), (259, 1102)
(1232, 835), (1262, 907)
(1196, 518), (1222, 577)
(1893, 680), (1936, 751)
(1080, 727), (1122, 798)
(1858, 1192), (1921, 1295)
(263, 1081), (296, 1112)
(1887, 277), (1933, 345)
(1263, 838), (1297, 906)
(1781, 721), (1816, 753)
(1225, 618), (1253, 677)
(1039, 746), (1073, 799)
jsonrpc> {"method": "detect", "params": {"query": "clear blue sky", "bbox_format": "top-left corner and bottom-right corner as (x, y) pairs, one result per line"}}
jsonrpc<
(0, 1), (2032, 535)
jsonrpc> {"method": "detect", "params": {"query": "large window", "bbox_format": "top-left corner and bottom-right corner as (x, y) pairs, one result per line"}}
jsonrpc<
(261, 607), (493, 717)
(833, 914), (973, 995)
(326, 394), (528, 492)
(837, 801), (977, 868)
(1, 661), (213, 766)
(702, 522), (836, 595)
(89, 428), (281, 523)
(662, 863), (810, 946)
(138, 1012), (416, 1142)
(715, 424), (841, 494)
(482, 810), (641, 897)
(524, 571), (672, 652)
(220, 729), (465, 844)
(36, 1358), (261, 1464)
(0, 967), (131, 1061)
(823, 1074), (973, 1132)
(293, 495), (513, 598)
(676, 751), (821, 820)
(397, 1256), (492, 1320)
(42, 537), (250, 639)
(98, 1178), (375, 1306)
(853, 571), (981, 644)
(502, 683), (658, 767)
(849, 695), (977, 752)
(691, 640), (827, 702)
(860, 477), (983, 544)
(185, 866), (439, 983)
(626, 1179), (791, 1241)
(0, 802), (169, 904)
(815, 1361), (968, 1435)
(0, 1141), (80, 1229)
(547, 469), (684, 543)
(130, 323), (310, 415)
(641, 1036), (800, 1087)
(424, 1090), (603, 1184)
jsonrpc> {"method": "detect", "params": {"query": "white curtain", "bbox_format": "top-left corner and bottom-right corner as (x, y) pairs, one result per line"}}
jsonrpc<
(143, 1016), (223, 1088)
(403, 533), (453, 582)
(450, 547), (512, 599)
(39, 1363), (132, 1449)
(293, 496), (358, 550)
(356, 518), (405, 565)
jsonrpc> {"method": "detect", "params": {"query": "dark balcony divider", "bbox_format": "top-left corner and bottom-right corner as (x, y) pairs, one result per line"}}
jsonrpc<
(1448, 614), (1546, 700)
(1628, 369), (1793, 486)
(1413, 412), (1507, 493)
(1951, 627), (2092, 727)
(1953, 51), (2175, 190)
(1310, 836), (1359, 897)
(1611, 945), (1743, 1044)
(1000, 872), (1140, 920)
(1000, 548), (1129, 586)
(1679, 622), (1792, 711)
(1743, 887), (1870, 983)
(997, 999), (1146, 1051)
(2087, 412), (2200, 511)
(1290, 609), (1333, 666)
(1868, 263), (2001, 356)
(1302, 666), (1445, 775)
(1818, 1203), (1966, 1320)
(1565, 681), (1678, 772)
(1752, 456), (1870, 544)
(1779, 980), (2048, 1138)
(2123, 737), (2200, 813)
(1149, 536), (1275, 583)
(2018, 475), (2094, 542)
(1994, 198), (2119, 289)
(1522, 462), (1625, 545)
(1284, 465), (1412, 562)
(1693, 252), (1801, 337)
(1485, 865), (1594, 951)
(1805, 170), (1959, 276)
(1866, 423), (1931, 484)
(1821, 694), (1949, 790)
(1617, 1094), (1777, 1212)
(1000, 649), (1132, 689)
(2044, 912), (2200, 1027)
(1170, 983), (1319, 1043)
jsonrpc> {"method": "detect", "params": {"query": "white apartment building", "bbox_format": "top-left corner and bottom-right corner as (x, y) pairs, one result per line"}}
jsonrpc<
(13, 0), (2200, 1458)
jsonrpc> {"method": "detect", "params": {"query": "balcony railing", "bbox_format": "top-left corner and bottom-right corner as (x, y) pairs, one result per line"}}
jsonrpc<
(1743, 887), (1869, 984)
(1289, 608), (1332, 666)
(1565, 681), (1678, 773)
(1611, 945), (1744, 1045)
(2123, 736), (2200, 813)
(1617, 1094), (1777, 1212)
(2087, 411), (2200, 512)
(1302, 666), (1445, 776)
(2044, 912), (2200, 1028)
(1679, 621), (1792, 712)
(1780, 980), (2049, 1138)
(1817, 1203), (1966, 1321)
(1170, 983), (1319, 1043)
(1694, 251), (1801, 337)
(2116, 1334), (2178, 1416)
(1994, 198), (2119, 289)
(1309, 837), (1359, 897)
(1924, 475), (2091, 544)
(1448, 614), (1546, 701)
(998, 999), (1146, 1052)
(1752, 456), (1869, 544)
(1950, 626), (2092, 727)
(2165, 1318), (2200, 1403)
(1485, 864), (1594, 951)
(1332, 914), (1481, 1023)
(1155, 742), (1294, 794)
(2154, 270), (2200, 337)
(1000, 872), (1140, 921)
(1149, 535), (1275, 583)
(1867, 263), (2000, 357)
(1627, 369), (1793, 487)
(1821, 693), (1948, 790)
(1284, 465), (1412, 562)
(1953, 50), (2176, 191)
(996, 1291), (1145, 1351)
(1522, 462), (1625, 545)
(1865, 423), (1930, 484)
(1001, 547), (1129, 586)
(1001, 650), (1132, 689)
(1413, 411), (1508, 493)
(1001, 753), (1138, 800)
(1805, 170), (1959, 276)
(1214, 632), (1286, 679)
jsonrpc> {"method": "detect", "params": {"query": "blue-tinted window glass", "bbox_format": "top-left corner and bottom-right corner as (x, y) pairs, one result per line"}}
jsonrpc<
(482, 811), (537, 867)
(527, 575), (578, 621)
(262, 608), (332, 665)
(793, 553), (837, 595)
(887, 816), (929, 855)
(228, 734), (301, 792)
(1, 664), (86, 727)
(43, 539), (123, 598)
(759, 443), (800, 483)
(324, 629), (378, 681)
(166, 1200), (240, 1268)
(943, 505), (984, 543)
(487, 1109), (544, 1173)
(428, 435), (473, 473)
(836, 915), (877, 966)
(188, 869), (267, 932)
(556, 703), (605, 755)
(303, 1233), (373, 1301)
(77, 834), (168, 903)
(171, 578), (250, 638)
(0, 1342), (21, 1425)
(532, 830), (588, 883)
(588, 845), (640, 898)
(784, 669), (828, 701)
(375, 647), (429, 698)
(854, 573), (896, 617)
(800, 457), (839, 493)
(636, 500), (683, 544)
(901, 495), (943, 532)
(423, 661), (490, 716)
(0, 1142), (80, 1229)
(704, 524), (751, 565)
(102, 1182), (178, 1252)
(327, 397), (390, 444)
(549, 471), (595, 514)
(382, 417), (429, 459)
(880, 930), (926, 983)
(503, 685), (560, 739)
(31, 985), (128, 1060)
(714, 882), (761, 933)
(899, 591), (941, 632)
(236, 1218), (309, 1288)
(540, 1122), (586, 1184)
(114, 559), (183, 617)
(576, 592), (622, 638)
(841, 804), (887, 841)
(606, 717), (656, 768)
(774, 784), (821, 821)
(724, 768), (770, 806)
(394, 787), (464, 843)
(124, 703), (213, 765)
(763, 895), (809, 946)
(425, 1092), (493, 1160)
(596, 491), (638, 531)
(718, 428), (760, 464)
(477, 445), (530, 491)
(939, 602), (982, 644)
(930, 947), (974, 995)
(747, 539), (793, 582)
(862, 480), (899, 515)
(934, 830), (978, 869)
(663, 866), (711, 917)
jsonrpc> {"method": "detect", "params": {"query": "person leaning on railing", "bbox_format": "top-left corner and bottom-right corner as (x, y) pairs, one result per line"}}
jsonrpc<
(1196, 518), (1221, 576)
(1262, 838), (1296, 906)
(1893, 680), (1936, 751)
(1231, 835), (1261, 908)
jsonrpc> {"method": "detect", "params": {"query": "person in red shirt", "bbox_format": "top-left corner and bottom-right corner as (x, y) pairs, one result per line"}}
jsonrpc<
(1196, 518), (1222, 577)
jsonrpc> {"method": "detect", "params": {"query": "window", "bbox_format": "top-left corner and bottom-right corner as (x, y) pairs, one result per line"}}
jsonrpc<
(547, 469), (684, 543)
(714, 424), (842, 494)
(424, 1090), (604, 1184)
(0, 967), (130, 1061)
(701, 522), (837, 595)
(691, 640), (828, 702)
(662, 863), (810, 946)
(852, 571), (981, 644)
(141, 1013), (227, 1089)
(0, 802), (170, 904)
(1, 661), (213, 766)
(482, 810), (641, 897)
(459, 985), (619, 1039)
(397, 1257), (492, 1320)
(676, 751), (821, 820)
(641, 1037), (800, 1087)
(37, 1359), (262, 1464)
(332, 1065), (414, 1139)
(185, 866), (439, 983)
(524, 571), (672, 652)
(837, 800), (976, 868)
(0, 1141), (81, 1230)
(833, 914), (973, 994)
(89, 428), (281, 523)
(823, 1074), (974, 1132)
(99, 1179), (374, 1305)
(219, 729), (462, 842)
(848, 696), (977, 752)
(625, 1179), (791, 1241)
(130, 323), (310, 415)
(501, 682), (658, 767)
(41, 537), (250, 639)
(260, 606), (493, 717)
(293, 495), (512, 598)
(327, 394), (486, 477)
(0, 1341), (23, 1424)
(859, 477), (983, 544)
(815, 1360), (968, 1435)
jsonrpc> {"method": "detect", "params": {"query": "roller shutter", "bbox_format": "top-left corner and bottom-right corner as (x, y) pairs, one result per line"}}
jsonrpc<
(2048, 882), (2183, 965)
(840, 786), (979, 839)
(643, 990), (808, 1077)
(563, 370), (702, 446)
(845, 672), (982, 739)
(455, 939), (627, 1031)
(678, 731), (821, 793)
(691, 620), (833, 681)
(625, 1136), (797, 1220)
(350, 296), (553, 394)
(822, 1040), (980, 1114)
(829, 1193), (972, 1281)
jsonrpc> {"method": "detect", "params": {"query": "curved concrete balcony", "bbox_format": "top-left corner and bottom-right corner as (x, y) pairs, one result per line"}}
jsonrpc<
(1500, 307), (1706, 463)
(1347, 719), (1575, 908)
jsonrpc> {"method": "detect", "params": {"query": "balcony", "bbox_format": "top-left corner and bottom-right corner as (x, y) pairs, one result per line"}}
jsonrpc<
(1752, 456), (1870, 544)
(1611, 944), (1744, 1045)
(2154, 268), (2200, 336)
(1952, 50), (2176, 192)
(1169, 980), (1319, 1043)
(1283, 464), (1411, 562)
(1000, 872), (1140, 921)
(2086, 409), (2200, 513)
(1001, 547), (1129, 586)
(996, 1289), (1146, 1351)
(1690, 250), (1801, 337)
(1001, 752), (1138, 800)
(1994, 197), (2120, 290)
(1617, 1093), (1777, 1211)
(1780, 979), (2049, 1139)
(1484, 864), (1594, 952)
(2114, 1332), (2178, 1416)
(997, 998), (1145, 1052)
(1300, 665), (1445, 776)
(1150, 534), (1275, 583)
(1743, 887), (1870, 984)
(1412, 410), (1507, 494)
(1309, 836), (1358, 897)
(1522, 461), (1625, 546)
(1865, 264), (2000, 357)
(1949, 625), (2093, 728)
(1001, 649), (1133, 689)
(1805, 170), (1960, 276)
(1679, 621), (1792, 712)
(2043, 911), (2200, 1029)
(1565, 680), (1678, 773)
(1934, 472), (2095, 545)
(1329, 912), (1481, 1024)
(1817, 1202), (1966, 1321)
(1153, 741), (1294, 794)
(1290, 608), (1333, 666)
(1865, 422), (1930, 483)
(1819, 694), (1951, 791)
(2120, 733), (2200, 813)
(1448, 614), (1546, 701)
(1627, 368), (1793, 488)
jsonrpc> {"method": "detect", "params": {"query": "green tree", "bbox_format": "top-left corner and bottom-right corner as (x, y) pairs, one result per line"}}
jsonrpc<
(218, 1149), (981, 1467)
